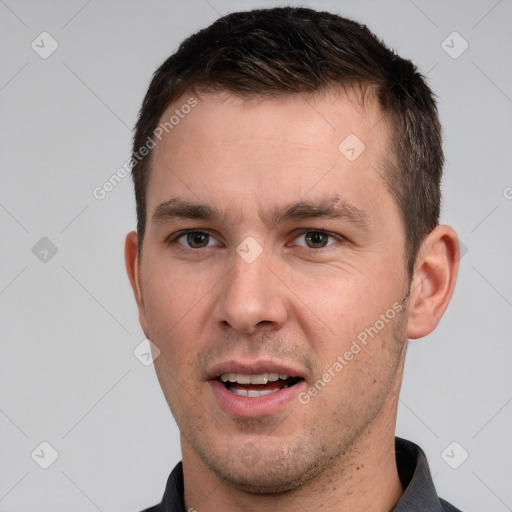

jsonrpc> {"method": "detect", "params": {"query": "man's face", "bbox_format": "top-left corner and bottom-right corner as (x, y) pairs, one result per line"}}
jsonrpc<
(131, 90), (412, 493)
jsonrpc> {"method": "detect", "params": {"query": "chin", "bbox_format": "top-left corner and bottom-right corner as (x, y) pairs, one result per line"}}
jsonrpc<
(197, 439), (331, 496)
(213, 464), (310, 495)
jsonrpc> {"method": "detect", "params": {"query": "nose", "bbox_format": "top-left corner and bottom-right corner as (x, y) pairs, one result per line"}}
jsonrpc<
(212, 246), (288, 335)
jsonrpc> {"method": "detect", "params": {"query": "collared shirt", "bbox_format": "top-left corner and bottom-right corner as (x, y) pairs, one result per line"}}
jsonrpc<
(141, 437), (463, 511)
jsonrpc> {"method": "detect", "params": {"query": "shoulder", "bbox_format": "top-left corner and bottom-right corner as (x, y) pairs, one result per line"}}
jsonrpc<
(440, 497), (464, 511)
(394, 437), (464, 512)
(138, 461), (185, 512)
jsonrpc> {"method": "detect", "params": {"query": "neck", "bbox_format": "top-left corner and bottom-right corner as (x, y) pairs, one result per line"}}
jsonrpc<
(183, 358), (405, 512)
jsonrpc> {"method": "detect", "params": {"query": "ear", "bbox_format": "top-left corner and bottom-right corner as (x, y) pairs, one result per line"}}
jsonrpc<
(124, 231), (149, 337)
(406, 225), (460, 339)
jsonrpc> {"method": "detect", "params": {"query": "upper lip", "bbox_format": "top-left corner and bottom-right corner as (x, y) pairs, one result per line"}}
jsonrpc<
(207, 360), (305, 380)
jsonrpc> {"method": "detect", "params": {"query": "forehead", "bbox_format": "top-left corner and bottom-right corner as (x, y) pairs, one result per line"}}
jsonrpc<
(148, 89), (394, 224)
(154, 88), (387, 153)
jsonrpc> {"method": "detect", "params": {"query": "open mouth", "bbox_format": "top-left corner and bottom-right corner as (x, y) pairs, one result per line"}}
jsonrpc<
(218, 372), (303, 398)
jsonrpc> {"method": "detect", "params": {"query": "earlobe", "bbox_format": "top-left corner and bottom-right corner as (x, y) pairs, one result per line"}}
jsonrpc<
(124, 231), (149, 337)
(405, 225), (460, 340)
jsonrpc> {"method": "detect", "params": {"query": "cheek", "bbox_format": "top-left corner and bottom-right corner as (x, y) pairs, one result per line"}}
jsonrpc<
(291, 259), (405, 362)
(306, 309), (406, 419)
(140, 263), (207, 362)
(143, 259), (202, 318)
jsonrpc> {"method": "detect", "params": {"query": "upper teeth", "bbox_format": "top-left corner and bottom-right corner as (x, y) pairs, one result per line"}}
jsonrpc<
(220, 372), (290, 384)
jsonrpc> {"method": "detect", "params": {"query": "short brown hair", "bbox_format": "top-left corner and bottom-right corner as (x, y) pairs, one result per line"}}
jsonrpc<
(131, 7), (443, 276)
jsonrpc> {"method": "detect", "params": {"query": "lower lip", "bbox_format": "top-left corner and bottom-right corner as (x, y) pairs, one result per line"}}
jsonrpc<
(208, 379), (305, 418)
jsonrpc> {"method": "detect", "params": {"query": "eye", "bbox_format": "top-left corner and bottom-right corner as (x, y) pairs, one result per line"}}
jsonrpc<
(174, 231), (220, 249)
(293, 230), (337, 249)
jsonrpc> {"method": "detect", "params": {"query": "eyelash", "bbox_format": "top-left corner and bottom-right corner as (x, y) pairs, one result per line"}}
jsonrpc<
(166, 229), (342, 251)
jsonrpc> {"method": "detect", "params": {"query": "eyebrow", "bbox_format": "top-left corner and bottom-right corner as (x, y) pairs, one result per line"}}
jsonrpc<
(152, 197), (224, 224)
(266, 197), (369, 229)
(152, 196), (369, 230)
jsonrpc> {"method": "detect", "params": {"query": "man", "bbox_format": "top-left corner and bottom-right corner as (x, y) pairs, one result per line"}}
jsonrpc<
(125, 6), (462, 511)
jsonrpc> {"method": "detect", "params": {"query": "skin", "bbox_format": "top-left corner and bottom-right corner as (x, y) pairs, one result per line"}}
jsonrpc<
(125, 89), (459, 511)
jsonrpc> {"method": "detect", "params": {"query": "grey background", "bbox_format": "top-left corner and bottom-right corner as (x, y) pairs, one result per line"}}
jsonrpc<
(1, 0), (511, 510)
